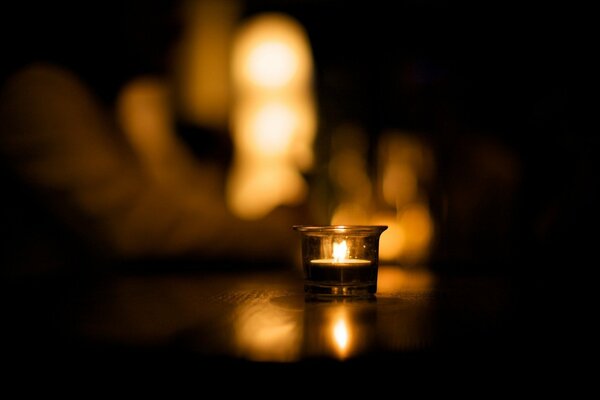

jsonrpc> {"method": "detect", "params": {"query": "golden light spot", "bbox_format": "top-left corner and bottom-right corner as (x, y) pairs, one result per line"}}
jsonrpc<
(228, 12), (316, 219)
(333, 240), (348, 262)
(333, 317), (349, 353)
(247, 41), (298, 88)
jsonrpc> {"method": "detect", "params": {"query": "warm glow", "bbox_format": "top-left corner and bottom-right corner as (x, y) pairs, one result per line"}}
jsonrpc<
(333, 240), (348, 262)
(247, 41), (298, 88)
(116, 77), (216, 211)
(232, 12), (313, 92)
(251, 101), (296, 155)
(234, 302), (302, 362)
(371, 212), (405, 262)
(383, 163), (417, 207)
(327, 307), (353, 358)
(377, 266), (435, 293)
(370, 202), (433, 264)
(368, 131), (436, 264)
(399, 203), (434, 261)
(117, 78), (172, 165)
(332, 317), (349, 352)
(232, 96), (316, 164)
(174, 0), (241, 129)
(227, 163), (307, 219)
(228, 12), (316, 219)
(330, 202), (370, 225)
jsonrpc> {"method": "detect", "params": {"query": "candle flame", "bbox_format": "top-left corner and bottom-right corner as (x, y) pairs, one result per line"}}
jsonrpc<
(333, 240), (348, 262)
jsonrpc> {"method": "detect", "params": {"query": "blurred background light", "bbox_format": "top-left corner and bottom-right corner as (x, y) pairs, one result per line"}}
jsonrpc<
(227, 12), (316, 219)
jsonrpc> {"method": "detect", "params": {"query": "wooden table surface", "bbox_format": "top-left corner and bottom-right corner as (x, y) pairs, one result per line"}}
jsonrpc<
(3, 262), (566, 380)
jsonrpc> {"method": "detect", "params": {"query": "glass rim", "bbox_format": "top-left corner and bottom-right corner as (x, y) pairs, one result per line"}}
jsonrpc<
(293, 225), (388, 233)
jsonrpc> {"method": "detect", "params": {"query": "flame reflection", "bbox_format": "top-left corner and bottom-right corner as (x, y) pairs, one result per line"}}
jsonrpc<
(303, 301), (377, 360)
(332, 317), (349, 350)
(331, 312), (350, 358)
(233, 298), (302, 362)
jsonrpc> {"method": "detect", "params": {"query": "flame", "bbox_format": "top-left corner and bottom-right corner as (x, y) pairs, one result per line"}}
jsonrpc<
(332, 240), (348, 262)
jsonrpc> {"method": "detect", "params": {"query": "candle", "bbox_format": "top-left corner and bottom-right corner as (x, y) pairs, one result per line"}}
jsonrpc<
(293, 225), (388, 297)
(306, 239), (375, 295)
(310, 259), (371, 265)
(310, 240), (371, 265)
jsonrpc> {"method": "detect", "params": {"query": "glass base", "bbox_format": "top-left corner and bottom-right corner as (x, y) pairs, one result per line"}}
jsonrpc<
(304, 282), (376, 299)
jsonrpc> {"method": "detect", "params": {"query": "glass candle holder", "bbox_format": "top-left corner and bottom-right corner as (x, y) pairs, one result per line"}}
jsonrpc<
(293, 225), (388, 298)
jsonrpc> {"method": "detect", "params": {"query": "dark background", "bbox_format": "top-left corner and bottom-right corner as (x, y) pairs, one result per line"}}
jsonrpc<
(243, 0), (585, 277)
(0, 0), (590, 364)
(1, 0), (588, 273)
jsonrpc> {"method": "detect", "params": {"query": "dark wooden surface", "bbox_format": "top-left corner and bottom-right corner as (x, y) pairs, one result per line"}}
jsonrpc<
(3, 262), (570, 382)
(4, 266), (556, 363)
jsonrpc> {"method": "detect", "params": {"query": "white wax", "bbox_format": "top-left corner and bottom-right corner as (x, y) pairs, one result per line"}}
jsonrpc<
(310, 258), (371, 266)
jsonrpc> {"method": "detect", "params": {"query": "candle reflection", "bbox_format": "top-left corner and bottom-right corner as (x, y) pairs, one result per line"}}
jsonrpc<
(331, 312), (350, 358)
(332, 318), (349, 350)
(303, 300), (377, 360)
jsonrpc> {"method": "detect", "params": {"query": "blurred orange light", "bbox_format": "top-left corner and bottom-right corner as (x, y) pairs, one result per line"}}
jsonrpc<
(228, 12), (316, 219)
(247, 41), (298, 88)
(232, 12), (313, 92)
(371, 212), (405, 262)
(333, 317), (349, 352)
(250, 101), (296, 156)
(234, 302), (302, 362)
(330, 310), (352, 358)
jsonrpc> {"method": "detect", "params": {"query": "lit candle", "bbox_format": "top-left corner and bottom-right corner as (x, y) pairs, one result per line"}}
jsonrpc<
(293, 225), (387, 297)
(310, 240), (371, 266)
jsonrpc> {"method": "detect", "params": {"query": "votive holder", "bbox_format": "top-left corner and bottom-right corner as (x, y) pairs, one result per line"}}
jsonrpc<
(293, 225), (388, 298)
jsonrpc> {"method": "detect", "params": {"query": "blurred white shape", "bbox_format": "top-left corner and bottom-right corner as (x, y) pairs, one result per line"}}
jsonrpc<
(227, 162), (307, 219)
(247, 41), (298, 88)
(232, 12), (313, 92)
(251, 101), (296, 156)
(332, 317), (349, 353)
(228, 12), (316, 219)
